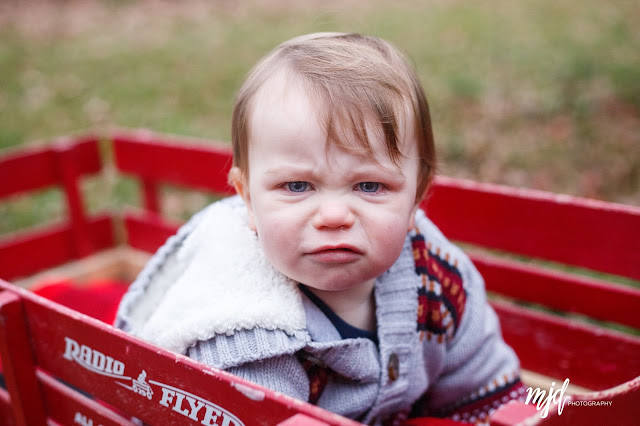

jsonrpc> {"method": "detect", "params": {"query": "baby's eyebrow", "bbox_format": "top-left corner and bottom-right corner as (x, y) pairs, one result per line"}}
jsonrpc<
(265, 166), (310, 176)
(265, 165), (407, 184)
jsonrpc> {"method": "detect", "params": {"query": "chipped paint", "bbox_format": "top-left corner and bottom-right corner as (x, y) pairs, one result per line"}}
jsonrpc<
(232, 382), (265, 401)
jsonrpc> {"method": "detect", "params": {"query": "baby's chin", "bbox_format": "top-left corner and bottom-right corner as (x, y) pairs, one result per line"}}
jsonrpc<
(290, 273), (380, 293)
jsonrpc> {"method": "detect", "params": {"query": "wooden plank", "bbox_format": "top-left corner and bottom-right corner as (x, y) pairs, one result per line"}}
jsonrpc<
(0, 291), (47, 425)
(0, 136), (102, 199)
(424, 176), (640, 280)
(112, 132), (235, 195)
(519, 370), (591, 395)
(142, 178), (161, 213)
(492, 301), (640, 390)
(0, 387), (16, 426)
(37, 370), (136, 426)
(14, 247), (149, 289)
(0, 281), (360, 426)
(55, 141), (95, 257)
(277, 414), (332, 426)
(0, 215), (115, 281)
(472, 253), (640, 329)
(124, 212), (180, 253)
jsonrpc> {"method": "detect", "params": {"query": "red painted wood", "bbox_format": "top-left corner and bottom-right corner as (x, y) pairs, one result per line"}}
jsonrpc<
(0, 215), (115, 281)
(55, 142), (92, 257)
(423, 176), (640, 280)
(124, 212), (180, 253)
(276, 414), (331, 426)
(492, 301), (640, 390)
(490, 376), (640, 426)
(0, 280), (361, 426)
(405, 418), (471, 426)
(0, 136), (102, 199)
(142, 178), (161, 214)
(0, 387), (16, 426)
(472, 253), (640, 329)
(3, 132), (640, 425)
(0, 291), (47, 426)
(488, 401), (538, 426)
(37, 370), (135, 426)
(529, 376), (639, 426)
(112, 131), (235, 195)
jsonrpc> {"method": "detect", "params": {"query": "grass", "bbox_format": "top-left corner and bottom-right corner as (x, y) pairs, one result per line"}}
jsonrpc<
(0, 0), (639, 234)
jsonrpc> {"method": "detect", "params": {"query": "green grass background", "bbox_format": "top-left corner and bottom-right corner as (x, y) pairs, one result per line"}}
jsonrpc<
(1, 0), (639, 233)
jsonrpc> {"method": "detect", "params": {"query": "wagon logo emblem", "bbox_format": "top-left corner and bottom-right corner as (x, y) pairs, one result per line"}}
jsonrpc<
(63, 337), (244, 425)
(132, 370), (154, 400)
(117, 371), (245, 425)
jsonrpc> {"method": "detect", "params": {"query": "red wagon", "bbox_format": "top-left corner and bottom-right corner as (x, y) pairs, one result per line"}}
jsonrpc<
(0, 130), (638, 425)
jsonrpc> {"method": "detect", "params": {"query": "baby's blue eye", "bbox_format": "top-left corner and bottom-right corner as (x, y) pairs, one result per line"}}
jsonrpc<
(359, 182), (380, 192)
(287, 181), (308, 192)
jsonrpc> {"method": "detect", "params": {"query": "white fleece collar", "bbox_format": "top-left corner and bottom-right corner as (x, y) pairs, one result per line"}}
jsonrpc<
(130, 199), (306, 354)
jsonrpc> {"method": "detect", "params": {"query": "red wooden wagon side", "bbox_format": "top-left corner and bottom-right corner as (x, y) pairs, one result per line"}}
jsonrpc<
(0, 130), (638, 425)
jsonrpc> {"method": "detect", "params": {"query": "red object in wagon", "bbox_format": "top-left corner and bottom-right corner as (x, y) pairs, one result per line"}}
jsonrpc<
(31, 279), (128, 325)
(0, 130), (638, 425)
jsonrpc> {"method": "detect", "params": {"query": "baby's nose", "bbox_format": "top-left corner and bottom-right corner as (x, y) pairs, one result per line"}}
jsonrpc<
(312, 200), (355, 230)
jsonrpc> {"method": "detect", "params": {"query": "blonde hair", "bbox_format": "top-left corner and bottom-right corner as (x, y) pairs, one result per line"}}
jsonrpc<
(231, 32), (436, 200)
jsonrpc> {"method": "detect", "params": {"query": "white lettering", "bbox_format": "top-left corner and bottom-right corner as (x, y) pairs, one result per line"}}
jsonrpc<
(64, 337), (79, 360)
(80, 345), (92, 365)
(73, 412), (94, 426)
(112, 360), (125, 376)
(526, 379), (570, 418)
(220, 414), (239, 426)
(61, 336), (129, 379)
(201, 405), (221, 426)
(149, 380), (245, 426)
(159, 388), (175, 407)
(173, 392), (190, 416)
(568, 399), (613, 407)
(91, 351), (106, 370)
(186, 396), (206, 421)
(105, 357), (114, 374)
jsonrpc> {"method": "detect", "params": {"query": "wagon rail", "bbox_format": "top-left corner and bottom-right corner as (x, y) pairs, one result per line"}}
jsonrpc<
(0, 130), (638, 425)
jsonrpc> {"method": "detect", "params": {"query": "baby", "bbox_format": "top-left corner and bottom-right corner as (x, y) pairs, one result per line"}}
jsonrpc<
(116, 33), (523, 424)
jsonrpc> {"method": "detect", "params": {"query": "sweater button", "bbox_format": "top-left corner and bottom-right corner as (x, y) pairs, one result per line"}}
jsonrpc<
(387, 353), (399, 382)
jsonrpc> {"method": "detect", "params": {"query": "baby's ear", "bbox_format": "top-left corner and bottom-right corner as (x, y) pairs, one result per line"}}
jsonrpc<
(407, 202), (420, 232)
(228, 167), (247, 199)
(228, 167), (256, 231)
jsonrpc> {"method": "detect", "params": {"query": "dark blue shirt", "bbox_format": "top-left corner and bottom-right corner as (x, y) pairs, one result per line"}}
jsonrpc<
(299, 284), (378, 345)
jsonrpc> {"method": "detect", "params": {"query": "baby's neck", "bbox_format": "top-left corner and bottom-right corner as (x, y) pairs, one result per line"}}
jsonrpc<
(307, 280), (377, 332)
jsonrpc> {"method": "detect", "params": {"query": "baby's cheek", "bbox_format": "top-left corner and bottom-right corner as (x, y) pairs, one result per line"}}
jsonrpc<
(376, 221), (409, 258)
(256, 222), (297, 266)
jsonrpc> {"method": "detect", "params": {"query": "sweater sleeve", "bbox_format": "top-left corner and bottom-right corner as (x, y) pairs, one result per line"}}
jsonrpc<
(187, 336), (310, 402)
(426, 256), (524, 421)
(227, 355), (310, 402)
(413, 210), (524, 423)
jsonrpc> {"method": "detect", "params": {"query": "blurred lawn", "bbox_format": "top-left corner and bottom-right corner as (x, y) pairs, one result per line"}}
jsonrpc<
(1, 0), (639, 233)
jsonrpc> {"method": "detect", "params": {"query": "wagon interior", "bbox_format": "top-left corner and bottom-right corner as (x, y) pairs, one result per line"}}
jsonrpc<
(0, 130), (638, 425)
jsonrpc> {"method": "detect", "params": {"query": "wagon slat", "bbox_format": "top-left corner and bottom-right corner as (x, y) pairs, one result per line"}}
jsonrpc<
(0, 131), (638, 425)
(424, 176), (640, 280)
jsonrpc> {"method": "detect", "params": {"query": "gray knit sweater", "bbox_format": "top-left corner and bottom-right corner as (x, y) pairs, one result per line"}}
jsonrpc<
(115, 196), (521, 425)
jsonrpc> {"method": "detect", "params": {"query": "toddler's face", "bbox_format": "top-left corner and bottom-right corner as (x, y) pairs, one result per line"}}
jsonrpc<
(235, 75), (420, 295)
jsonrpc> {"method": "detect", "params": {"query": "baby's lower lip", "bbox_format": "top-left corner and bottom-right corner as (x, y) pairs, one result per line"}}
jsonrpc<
(307, 249), (361, 263)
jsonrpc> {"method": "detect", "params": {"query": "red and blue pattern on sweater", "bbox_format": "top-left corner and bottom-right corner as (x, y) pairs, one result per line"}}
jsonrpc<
(411, 230), (466, 343)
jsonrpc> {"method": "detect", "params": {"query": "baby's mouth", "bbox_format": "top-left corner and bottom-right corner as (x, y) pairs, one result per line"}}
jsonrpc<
(307, 246), (362, 263)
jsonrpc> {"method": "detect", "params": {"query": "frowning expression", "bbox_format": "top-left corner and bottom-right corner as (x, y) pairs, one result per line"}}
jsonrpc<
(234, 73), (420, 295)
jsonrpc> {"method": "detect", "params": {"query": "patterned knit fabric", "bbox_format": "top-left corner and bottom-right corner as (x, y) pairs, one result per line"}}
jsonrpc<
(115, 196), (522, 425)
